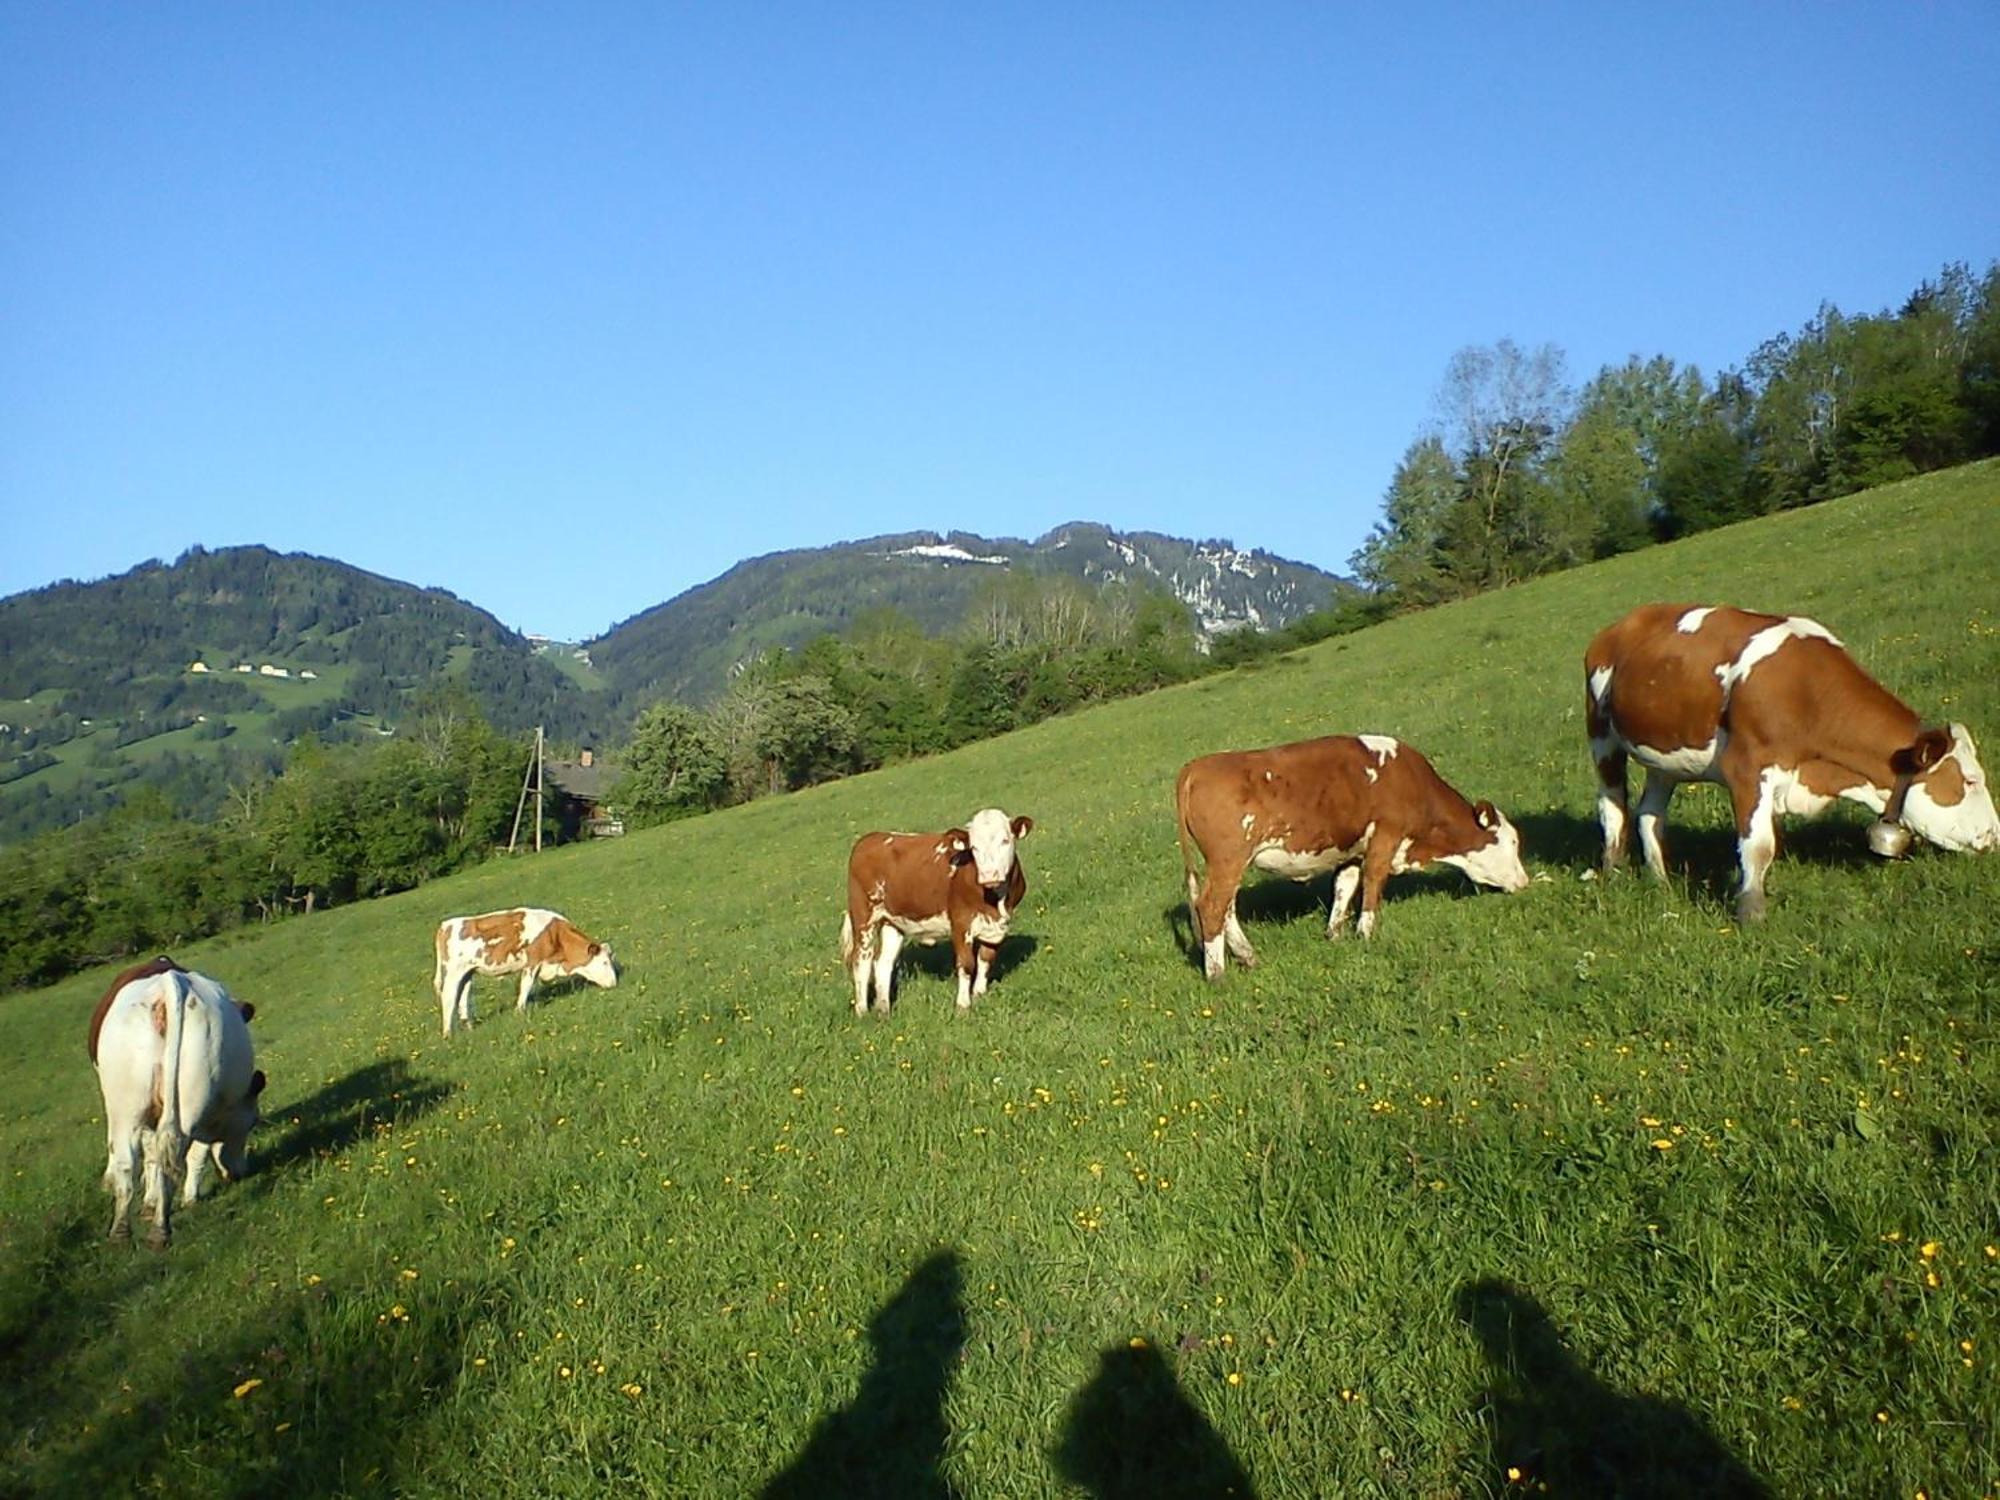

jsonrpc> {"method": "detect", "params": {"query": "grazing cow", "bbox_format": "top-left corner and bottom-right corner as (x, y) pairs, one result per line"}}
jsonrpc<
(91, 959), (265, 1247)
(1585, 603), (1998, 921)
(1176, 735), (1530, 980)
(841, 809), (1034, 1015)
(432, 908), (618, 1036)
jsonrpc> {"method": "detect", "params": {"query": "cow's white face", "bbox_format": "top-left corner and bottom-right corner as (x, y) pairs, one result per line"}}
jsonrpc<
(579, 943), (619, 989)
(1442, 804), (1532, 893)
(1903, 724), (2000, 853)
(963, 807), (1027, 890)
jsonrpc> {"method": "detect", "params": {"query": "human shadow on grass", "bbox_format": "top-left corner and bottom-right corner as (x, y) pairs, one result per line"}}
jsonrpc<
(761, 1250), (967, 1499)
(253, 1057), (453, 1177)
(1456, 1278), (1769, 1499)
(1053, 1342), (1256, 1499)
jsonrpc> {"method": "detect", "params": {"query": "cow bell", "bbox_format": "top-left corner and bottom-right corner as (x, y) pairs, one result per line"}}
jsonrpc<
(1867, 819), (1913, 859)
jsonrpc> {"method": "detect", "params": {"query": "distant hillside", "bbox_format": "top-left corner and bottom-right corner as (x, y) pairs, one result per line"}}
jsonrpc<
(591, 523), (1349, 703)
(0, 545), (602, 839)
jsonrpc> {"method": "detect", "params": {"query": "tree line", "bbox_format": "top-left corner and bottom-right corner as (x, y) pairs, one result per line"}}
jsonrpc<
(611, 572), (1393, 826)
(0, 689), (531, 990)
(1352, 261), (2000, 602)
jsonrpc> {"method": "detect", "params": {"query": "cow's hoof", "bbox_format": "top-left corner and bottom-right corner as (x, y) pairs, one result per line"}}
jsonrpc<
(1735, 892), (1768, 924)
(108, 1220), (131, 1243)
(145, 1226), (170, 1251)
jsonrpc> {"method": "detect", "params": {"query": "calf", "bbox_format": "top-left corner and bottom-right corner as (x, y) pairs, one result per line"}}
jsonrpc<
(1585, 603), (1998, 920)
(433, 908), (618, 1036)
(841, 808), (1034, 1014)
(1176, 735), (1529, 979)
(91, 960), (265, 1247)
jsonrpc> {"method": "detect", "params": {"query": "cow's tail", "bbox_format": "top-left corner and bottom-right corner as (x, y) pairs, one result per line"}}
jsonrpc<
(1174, 767), (1203, 940)
(155, 971), (193, 1189)
(839, 912), (856, 967)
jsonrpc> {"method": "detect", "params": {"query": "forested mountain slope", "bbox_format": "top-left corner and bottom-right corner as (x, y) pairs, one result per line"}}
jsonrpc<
(589, 523), (1347, 704)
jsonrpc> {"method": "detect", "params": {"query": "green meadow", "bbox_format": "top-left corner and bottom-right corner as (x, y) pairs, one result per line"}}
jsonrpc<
(2, 462), (1997, 1498)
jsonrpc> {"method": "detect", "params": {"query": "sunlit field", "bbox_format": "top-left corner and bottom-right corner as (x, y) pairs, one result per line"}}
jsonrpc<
(2, 461), (1996, 1498)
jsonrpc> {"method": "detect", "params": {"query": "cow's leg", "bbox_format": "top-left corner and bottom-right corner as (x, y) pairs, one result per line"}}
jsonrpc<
(104, 1123), (140, 1241)
(850, 918), (878, 1016)
(1635, 772), (1677, 881)
(1592, 738), (1631, 872)
(952, 930), (977, 1010)
(972, 942), (995, 999)
(441, 966), (466, 1036)
(1222, 902), (1257, 969)
(1730, 768), (1780, 924)
(1356, 840), (1398, 939)
(870, 926), (903, 1016)
(141, 1128), (173, 1249)
(515, 969), (537, 1013)
(182, 1139), (213, 1206)
(1192, 860), (1245, 981)
(457, 972), (477, 1028)
(1326, 865), (1362, 938)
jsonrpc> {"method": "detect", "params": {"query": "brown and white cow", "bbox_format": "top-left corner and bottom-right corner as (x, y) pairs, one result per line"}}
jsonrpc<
(91, 958), (265, 1247)
(1585, 603), (1998, 921)
(841, 809), (1034, 1015)
(433, 908), (618, 1036)
(1176, 735), (1530, 980)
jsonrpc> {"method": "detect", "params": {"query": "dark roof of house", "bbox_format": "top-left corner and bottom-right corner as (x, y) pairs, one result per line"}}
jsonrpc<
(544, 758), (612, 801)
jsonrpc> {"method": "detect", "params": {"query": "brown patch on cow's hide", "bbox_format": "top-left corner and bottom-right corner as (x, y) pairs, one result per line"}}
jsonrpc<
(535, 918), (600, 971)
(1921, 754), (1967, 807)
(464, 910), (528, 965)
(150, 997), (169, 1037)
(1797, 761), (1867, 800)
(85, 955), (184, 1064)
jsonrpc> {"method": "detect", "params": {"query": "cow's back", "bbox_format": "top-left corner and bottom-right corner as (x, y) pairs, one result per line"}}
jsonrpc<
(1180, 738), (1377, 857)
(1588, 604), (1781, 750)
(848, 831), (956, 919)
(1589, 603), (1904, 756)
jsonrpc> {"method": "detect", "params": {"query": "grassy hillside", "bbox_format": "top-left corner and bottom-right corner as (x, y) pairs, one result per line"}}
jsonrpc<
(2, 462), (1996, 1497)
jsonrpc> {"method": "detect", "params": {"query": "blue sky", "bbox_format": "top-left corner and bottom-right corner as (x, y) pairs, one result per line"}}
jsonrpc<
(4, 5), (1997, 642)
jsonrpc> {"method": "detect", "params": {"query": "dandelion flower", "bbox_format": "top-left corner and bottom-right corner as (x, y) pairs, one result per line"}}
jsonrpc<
(1226, 1371), (1243, 1386)
(232, 1378), (263, 1399)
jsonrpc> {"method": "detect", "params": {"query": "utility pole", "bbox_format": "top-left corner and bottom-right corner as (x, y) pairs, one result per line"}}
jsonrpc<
(508, 725), (546, 854)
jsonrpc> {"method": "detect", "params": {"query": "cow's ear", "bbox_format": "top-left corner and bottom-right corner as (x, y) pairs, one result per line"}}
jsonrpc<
(236, 1000), (256, 1024)
(945, 829), (971, 864)
(1474, 799), (1497, 830)
(250, 1069), (267, 1096)
(1011, 815), (1034, 840)
(1892, 727), (1952, 777)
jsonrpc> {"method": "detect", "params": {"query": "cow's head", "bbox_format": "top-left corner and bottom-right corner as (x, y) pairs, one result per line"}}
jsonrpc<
(1891, 723), (1999, 854)
(216, 1068), (266, 1182)
(950, 808), (1031, 901)
(1440, 801), (1531, 893)
(579, 941), (619, 989)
